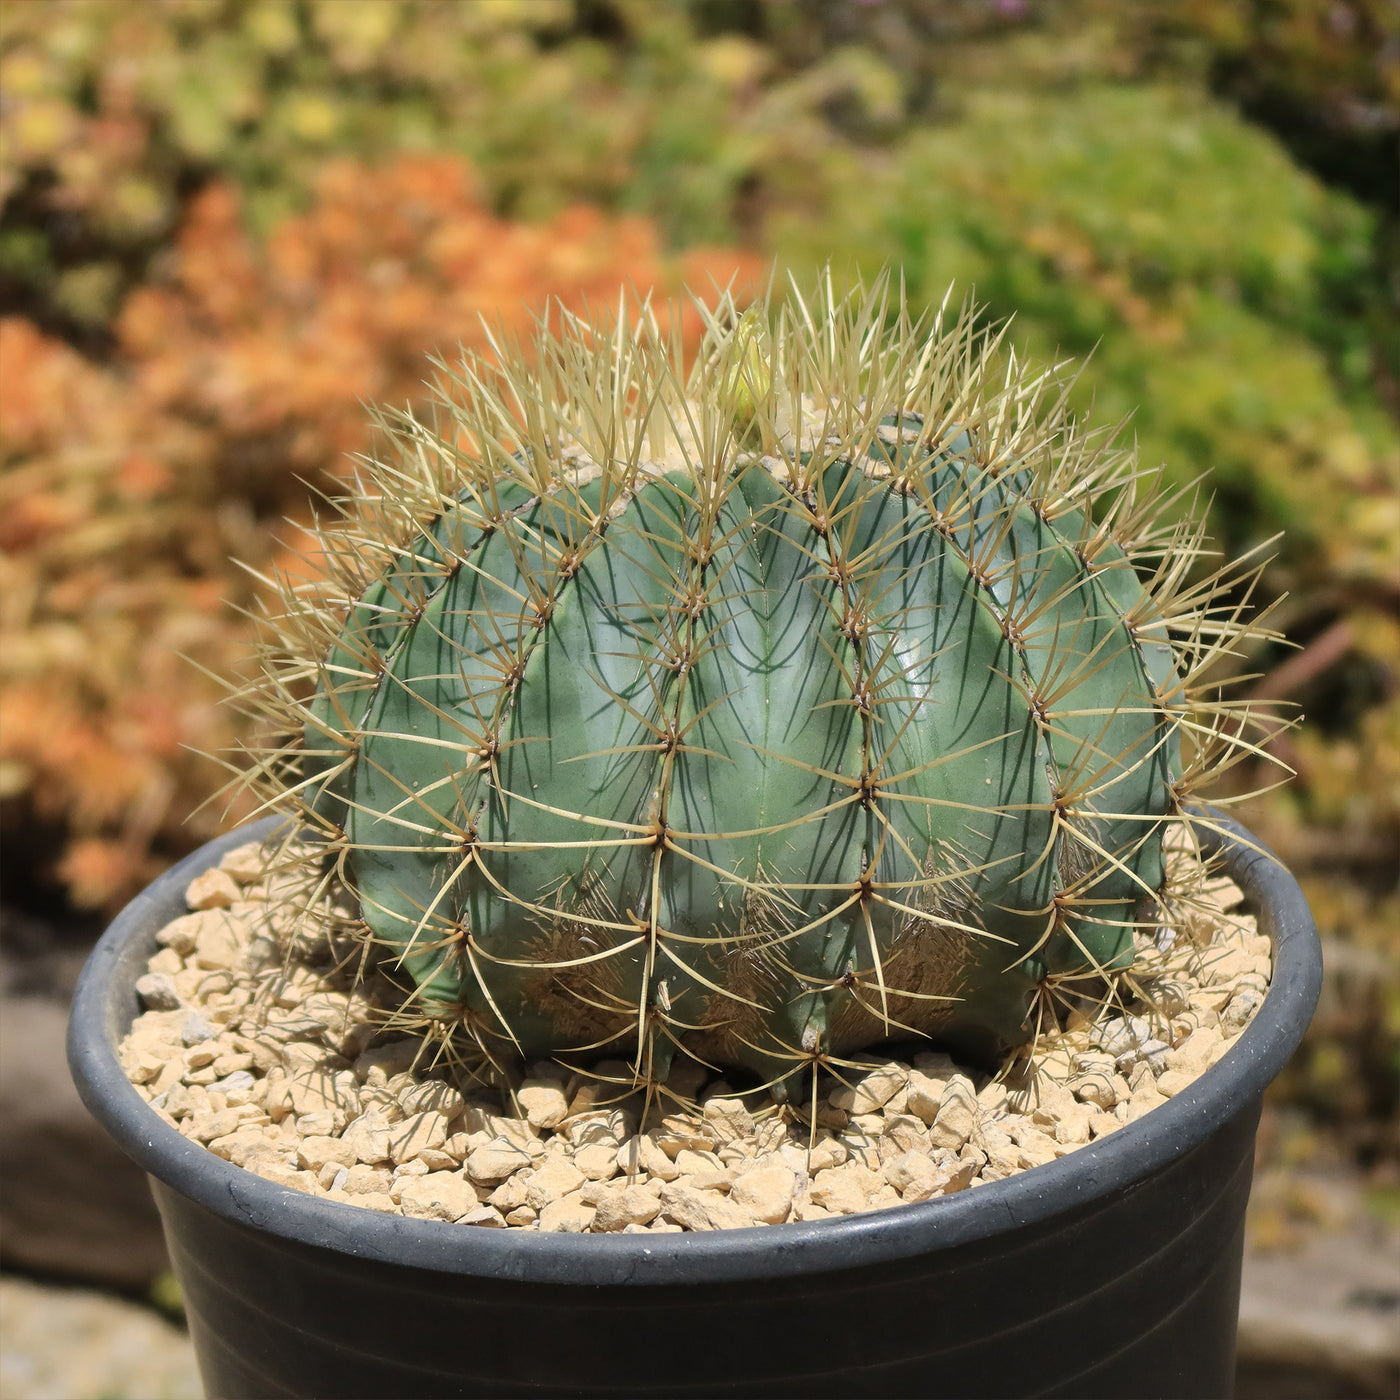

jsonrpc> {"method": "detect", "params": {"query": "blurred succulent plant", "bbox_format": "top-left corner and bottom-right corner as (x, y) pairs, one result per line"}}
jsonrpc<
(243, 273), (1284, 1098)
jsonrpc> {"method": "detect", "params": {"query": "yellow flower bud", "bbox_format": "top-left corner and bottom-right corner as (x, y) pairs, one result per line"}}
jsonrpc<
(726, 306), (771, 425)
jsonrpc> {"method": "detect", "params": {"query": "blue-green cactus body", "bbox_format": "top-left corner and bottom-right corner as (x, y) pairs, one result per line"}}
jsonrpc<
(304, 410), (1180, 1087)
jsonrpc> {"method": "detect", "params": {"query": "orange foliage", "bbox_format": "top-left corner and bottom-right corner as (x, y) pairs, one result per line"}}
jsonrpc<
(1, 155), (763, 909)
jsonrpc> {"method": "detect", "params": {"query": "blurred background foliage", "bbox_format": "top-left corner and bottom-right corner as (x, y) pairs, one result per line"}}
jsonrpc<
(1, 0), (1395, 1175)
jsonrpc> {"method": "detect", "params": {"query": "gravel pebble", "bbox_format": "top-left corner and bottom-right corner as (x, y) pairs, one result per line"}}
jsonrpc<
(539, 1191), (595, 1232)
(731, 1166), (796, 1223)
(466, 1139), (534, 1184)
(135, 974), (181, 1011)
(396, 1172), (479, 1221)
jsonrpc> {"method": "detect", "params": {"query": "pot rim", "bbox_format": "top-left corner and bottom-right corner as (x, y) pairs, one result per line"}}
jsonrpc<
(67, 807), (1320, 1287)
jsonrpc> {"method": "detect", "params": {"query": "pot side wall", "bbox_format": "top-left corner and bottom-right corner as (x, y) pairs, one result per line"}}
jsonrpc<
(69, 813), (1321, 1400)
(151, 1113), (1255, 1398)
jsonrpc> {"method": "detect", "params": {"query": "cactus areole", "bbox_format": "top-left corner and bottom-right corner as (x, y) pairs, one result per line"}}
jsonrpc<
(248, 275), (1271, 1098)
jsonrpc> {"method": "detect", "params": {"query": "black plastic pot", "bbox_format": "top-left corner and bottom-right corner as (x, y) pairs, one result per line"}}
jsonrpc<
(69, 812), (1320, 1400)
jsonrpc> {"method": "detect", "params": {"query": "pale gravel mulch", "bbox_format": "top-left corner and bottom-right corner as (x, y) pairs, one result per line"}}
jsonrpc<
(118, 840), (1271, 1234)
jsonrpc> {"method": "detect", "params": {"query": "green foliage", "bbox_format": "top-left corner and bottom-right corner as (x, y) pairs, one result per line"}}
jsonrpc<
(777, 84), (1397, 581)
(0, 0), (887, 337)
(252, 279), (1272, 1093)
(1151, 0), (1399, 214)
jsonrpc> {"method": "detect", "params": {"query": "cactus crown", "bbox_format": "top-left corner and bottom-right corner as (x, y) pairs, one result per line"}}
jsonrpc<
(239, 272), (1282, 1102)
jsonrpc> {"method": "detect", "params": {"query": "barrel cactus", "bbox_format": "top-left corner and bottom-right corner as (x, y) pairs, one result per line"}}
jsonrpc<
(245, 274), (1276, 1100)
